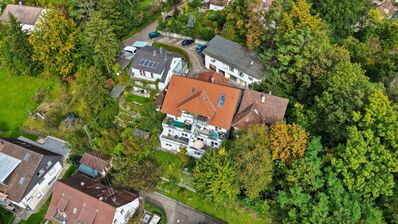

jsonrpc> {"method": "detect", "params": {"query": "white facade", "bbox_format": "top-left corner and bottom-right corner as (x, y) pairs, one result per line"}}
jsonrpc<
(112, 198), (140, 224)
(11, 161), (63, 210)
(160, 112), (226, 159)
(204, 55), (262, 86)
(130, 57), (183, 92)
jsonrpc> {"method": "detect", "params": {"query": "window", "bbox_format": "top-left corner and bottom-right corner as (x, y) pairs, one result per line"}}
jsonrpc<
(114, 219), (118, 223)
(49, 167), (56, 176)
(210, 58), (216, 63)
(19, 177), (25, 185)
(120, 209), (124, 214)
(139, 70), (145, 76)
(229, 65), (234, 72)
(218, 94), (225, 107)
(238, 71), (244, 77)
(46, 161), (53, 168)
(23, 153), (31, 161)
(150, 73), (154, 79)
(248, 77), (253, 81)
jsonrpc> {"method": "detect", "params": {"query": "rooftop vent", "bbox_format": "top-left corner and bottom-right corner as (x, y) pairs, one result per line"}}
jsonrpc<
(80, 182), (85, 186)
(250, 61), (254, 65)
(99, 196), (104, 201)
(210, 77), (215, 83)
(261, 94), (266, 103)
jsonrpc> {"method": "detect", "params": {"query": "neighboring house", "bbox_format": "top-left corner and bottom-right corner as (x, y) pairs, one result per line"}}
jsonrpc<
(203, 35), (265, 87)
(45, 174), (139, 224)
(159, 75), (241, 158)
(0, 4), (46, 32)
(128, 46), (186, 97)
(208, 0), (230, 11)
(196, 71), (230, 86)
(232, 89), (289, 129)
(78, 152), (111, 178)
(377, 0), (397, 18)
(0, 138), (64, 211)
(17, 135), (71, 160)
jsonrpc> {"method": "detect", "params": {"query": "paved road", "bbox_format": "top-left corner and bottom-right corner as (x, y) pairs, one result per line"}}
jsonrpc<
(157, 36), (206, 76)
(145, 192), (224, 224)
(122, 20), (158, 47)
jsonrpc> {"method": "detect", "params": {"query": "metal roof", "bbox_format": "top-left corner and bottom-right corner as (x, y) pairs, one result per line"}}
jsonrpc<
(110, 85), (126, 98)
(0, 152), (21, 183)
(78, 164), (98, 178)
(203, 35), (265, 80)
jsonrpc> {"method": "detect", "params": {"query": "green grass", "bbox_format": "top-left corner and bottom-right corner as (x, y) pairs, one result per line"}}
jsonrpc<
(157, 181), (265, 224)
(140, 0), (157, 8)
(144, 202), (167, 224)
(127, 94), (150, 105)
(0, 69), (58, 136)
(0, 207), (15, 224)
(62, 165), (77, 179)
(155, 150), (182, 170)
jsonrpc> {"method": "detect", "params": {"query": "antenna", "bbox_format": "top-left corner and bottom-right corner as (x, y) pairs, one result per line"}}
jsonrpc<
(83, 125), (117, 202)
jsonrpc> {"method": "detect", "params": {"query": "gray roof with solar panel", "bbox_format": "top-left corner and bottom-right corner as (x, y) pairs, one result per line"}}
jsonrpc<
(130, 46), (181, 83)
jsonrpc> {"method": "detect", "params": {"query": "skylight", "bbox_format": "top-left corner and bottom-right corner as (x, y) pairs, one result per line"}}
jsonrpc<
(218, 94), (225, 107)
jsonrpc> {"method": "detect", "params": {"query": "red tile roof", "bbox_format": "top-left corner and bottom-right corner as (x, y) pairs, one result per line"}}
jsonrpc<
(161, 75), (241, 129)
(80, 152), (111, 172)
(196, 71), (229, 86)
(45, 174), (138, 224)
(233, 89), (288, 128)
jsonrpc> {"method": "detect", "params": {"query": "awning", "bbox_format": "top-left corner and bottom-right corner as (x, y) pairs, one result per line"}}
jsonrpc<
(78, 164), (97, 178)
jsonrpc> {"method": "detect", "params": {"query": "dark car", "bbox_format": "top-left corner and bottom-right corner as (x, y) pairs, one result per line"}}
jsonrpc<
(181, 39), (194, 46)
(149, 31), (161, 39)
(196, 44), (207, 53)
(70, 155), (82, 166)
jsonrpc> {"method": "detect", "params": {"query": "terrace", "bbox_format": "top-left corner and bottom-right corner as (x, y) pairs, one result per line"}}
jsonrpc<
(163, 117), (192, 131)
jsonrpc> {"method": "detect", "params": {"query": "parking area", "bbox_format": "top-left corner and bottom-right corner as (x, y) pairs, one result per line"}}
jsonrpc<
(156, 36), (207, 76)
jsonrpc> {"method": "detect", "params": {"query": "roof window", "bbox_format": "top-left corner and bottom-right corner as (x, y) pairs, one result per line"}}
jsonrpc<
(218, 94), (225, 107)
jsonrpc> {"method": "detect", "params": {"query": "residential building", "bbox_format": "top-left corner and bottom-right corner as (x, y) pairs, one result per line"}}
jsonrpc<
(0, 4), (46, 32)
(203, 35), (265, 87)
(377, 0), (397, 18)
(128, 46), (186, 97)
(232, 89), (289, 129)
(0, 138), (64, 211)
(45, 174), (139, 224)
(17, 135), (71, 160)
(159, 75), (241, 158)
(78, 152), (112, 178)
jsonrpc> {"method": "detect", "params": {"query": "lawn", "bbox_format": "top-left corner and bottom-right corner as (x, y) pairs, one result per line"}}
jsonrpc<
(0, 69), (58, 137)
(0, 207), (15, 224)
(157, 181), (265, 224)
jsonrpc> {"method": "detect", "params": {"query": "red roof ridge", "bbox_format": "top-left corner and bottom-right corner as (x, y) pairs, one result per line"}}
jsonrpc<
(177, 90), (216, 119)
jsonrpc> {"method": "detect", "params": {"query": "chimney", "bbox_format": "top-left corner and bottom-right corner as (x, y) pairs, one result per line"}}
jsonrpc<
(153, 50), (157, 56)
(210, 77), (215, 83)
(99, 196), (103, 201)
(19, 1), (23, 6)
(269, 91), (272, 95)
(261, 94), (266, 103)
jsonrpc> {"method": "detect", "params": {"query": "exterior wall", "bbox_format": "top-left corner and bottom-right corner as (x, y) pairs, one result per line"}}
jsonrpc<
(112, 198), (140, 224)
(16, 161), (63, 210)
(204, 55), (262, 86)
(159, 113), (228, 159)
(209, 4), (226, 11)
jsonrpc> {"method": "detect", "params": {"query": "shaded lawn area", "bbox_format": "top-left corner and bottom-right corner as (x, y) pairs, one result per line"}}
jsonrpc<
(0, 207), (15, 224)
(157, 181), (265, 224)
(0, 69), (57, 136)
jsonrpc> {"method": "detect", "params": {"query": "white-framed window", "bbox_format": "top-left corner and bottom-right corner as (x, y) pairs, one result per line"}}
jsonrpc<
(239, 71), (244, 77)
(248, 77), (253, 81)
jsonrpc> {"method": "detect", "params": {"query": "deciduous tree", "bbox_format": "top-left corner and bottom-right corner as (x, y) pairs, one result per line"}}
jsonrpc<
(29, 9), (79, 78)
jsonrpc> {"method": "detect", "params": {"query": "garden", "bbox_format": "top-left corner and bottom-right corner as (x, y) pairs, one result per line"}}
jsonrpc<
(157, 0), (225, 41)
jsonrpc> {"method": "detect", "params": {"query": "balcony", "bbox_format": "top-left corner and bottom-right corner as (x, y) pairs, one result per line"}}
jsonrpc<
(194, 126), (226, 140)
(161, 134), (189, 145)
(163, 117), (192, 131)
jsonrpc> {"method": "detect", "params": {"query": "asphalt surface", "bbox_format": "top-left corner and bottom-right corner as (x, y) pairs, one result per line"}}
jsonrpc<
(145, 192), (224, 224)
(122, 20), (158, 47)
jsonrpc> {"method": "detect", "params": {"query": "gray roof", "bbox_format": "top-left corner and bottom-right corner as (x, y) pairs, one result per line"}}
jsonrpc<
(203, 35), (265, 80)
(132, 128), (150, 139)
(131, 46), (181, 83)
(18, 136), (70, 158)
(110, 85), (126, 98)
(0, 4), (44, 25)
(0, 138), (63, 202)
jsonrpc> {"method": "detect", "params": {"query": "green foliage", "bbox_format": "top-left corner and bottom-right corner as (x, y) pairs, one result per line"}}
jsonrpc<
(29, 9), (79, 78)
(193, 148), (239, 203)
(0, 15), (38, 76)
(310, 0), (370, 38)
(134, 102), (164, 133)
(68, 0), (97, 23)
(231, 125), (273, 199)
(82, 11), (119, 72)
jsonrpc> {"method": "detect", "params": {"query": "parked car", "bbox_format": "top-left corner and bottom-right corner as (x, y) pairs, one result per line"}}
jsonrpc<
(149, 31), (161, 39)
(181, 39), (194, 46)
(196, 44), (207, 53)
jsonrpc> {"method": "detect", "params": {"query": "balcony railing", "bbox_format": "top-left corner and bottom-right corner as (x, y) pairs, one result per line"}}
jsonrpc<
(194, 127), (226, 140)
(161, 134), (189, 145)
(163, 117), (192, 131)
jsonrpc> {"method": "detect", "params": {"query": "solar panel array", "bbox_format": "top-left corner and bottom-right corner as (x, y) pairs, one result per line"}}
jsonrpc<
(139, 59), (159, 69)
(0, 152), (21, 183)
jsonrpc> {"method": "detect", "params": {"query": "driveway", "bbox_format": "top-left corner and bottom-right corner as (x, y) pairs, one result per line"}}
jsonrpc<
(122, 20), (158, 47)
(157, 36), (207, 76)
(145, 192), (224, 224)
